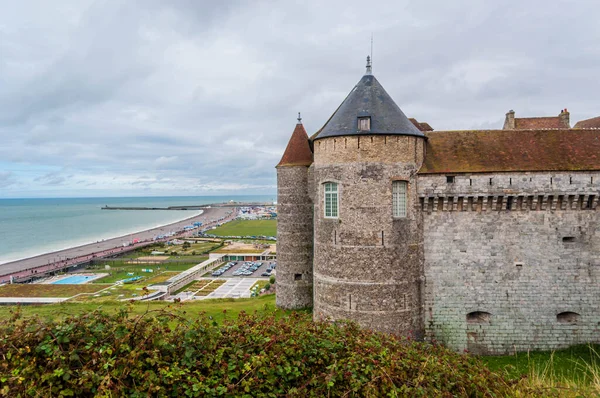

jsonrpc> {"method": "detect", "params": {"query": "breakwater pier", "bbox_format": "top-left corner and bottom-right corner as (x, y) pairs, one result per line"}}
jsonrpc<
(101, 202), (274, 211)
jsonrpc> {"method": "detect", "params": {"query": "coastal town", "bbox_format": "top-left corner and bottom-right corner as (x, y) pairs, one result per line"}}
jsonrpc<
(0, 203), (277, 303)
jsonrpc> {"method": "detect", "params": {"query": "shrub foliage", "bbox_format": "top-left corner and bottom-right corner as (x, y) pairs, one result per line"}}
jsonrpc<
(1, 307), (534, 397)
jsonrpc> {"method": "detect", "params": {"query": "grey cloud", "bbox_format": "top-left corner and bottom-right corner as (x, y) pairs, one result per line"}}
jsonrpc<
(1, 0), (600, 197)
(0, 171), (15, 188)
(34, 171), (66, 186)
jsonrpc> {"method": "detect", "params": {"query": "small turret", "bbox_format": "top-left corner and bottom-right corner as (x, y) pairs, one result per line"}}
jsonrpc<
(275, 114), (314, 309)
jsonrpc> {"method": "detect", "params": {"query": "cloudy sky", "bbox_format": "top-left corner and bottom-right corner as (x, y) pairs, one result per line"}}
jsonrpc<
(1, 0), (599, 198)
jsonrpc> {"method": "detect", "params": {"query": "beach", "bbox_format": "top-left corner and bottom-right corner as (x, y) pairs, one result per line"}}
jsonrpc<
(0, 207), (234, 282)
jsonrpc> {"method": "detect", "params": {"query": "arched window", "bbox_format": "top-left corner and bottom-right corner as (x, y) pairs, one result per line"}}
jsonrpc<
(466, 311), (492, 324)
(324, 182), (339, 218)
(557, 312), (580, 324)
(392, 181), (407, 218)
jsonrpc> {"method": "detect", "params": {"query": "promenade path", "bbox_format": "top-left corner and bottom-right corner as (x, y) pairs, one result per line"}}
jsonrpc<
(0, 207), (235, 283)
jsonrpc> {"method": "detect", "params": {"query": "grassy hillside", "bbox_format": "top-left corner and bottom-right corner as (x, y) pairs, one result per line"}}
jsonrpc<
(1, 305), (536, 397)
(1, 296), (598, 396)
(0, 294), (279, 322)
(0, 283), (107, 298)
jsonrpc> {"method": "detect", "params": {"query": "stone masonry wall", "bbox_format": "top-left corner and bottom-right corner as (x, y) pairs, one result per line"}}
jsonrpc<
(312, 135), (425, 336)
(419, 171), (600, 354)
(276, 166), (314, 309)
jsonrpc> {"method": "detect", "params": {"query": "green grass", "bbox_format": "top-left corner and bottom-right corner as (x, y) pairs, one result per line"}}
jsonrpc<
(91, 270), (141, 284)
(144, 272), (179, 285)
(160, 261), (206, 271)
(250, 280), (269, 291)
(0, 284), (109, 298)
(483, 344), (600, 388)
(89, 261), (203, 283)
(179, 242), (222, 254)
(212, 247), (265, 254)
(208, 219), (277, 237)
(0, 294), (281, 323)
(70, 285), (146, 302)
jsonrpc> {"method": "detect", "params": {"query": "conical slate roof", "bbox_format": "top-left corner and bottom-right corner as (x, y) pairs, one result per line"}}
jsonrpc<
(276, 121), (313, 167)
(314, 70), (424, 140)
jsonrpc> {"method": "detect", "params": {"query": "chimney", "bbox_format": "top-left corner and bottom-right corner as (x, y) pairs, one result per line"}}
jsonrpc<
(559, 108), (570, 128)
(503, 110), (515, 129)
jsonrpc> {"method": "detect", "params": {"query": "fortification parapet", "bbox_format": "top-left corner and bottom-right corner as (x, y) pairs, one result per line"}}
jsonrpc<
(419, 170), (600, 353)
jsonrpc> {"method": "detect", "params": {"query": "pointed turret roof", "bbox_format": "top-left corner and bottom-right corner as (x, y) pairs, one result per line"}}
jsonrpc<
(276, 114), (313, 167)
(314, 57), (424, 141)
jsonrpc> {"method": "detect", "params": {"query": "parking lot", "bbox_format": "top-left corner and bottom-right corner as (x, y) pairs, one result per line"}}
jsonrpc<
(211, 260), (276, 279)
(207, 278), (260, 299)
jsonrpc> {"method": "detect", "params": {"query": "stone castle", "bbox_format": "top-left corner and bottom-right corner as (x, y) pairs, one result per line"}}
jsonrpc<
(275, 57), (600, 355)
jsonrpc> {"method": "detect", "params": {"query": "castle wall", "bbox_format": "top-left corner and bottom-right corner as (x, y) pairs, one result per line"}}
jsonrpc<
(419, 171), (600, 354)
(312, 135), (425, 336)
(276, 166), (314, 309)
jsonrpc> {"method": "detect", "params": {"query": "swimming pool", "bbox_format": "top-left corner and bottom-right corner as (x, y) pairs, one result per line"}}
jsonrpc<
(52, 275), (95, 284)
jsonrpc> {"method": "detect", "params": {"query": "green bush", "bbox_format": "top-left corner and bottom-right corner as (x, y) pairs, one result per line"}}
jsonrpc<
(0, 308), (537, 397)
(264, 283), (271, 291)
(269, 275), (275, 284)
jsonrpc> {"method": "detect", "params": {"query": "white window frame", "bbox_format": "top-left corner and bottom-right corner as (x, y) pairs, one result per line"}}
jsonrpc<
(324, 182), (339, 219)
(392, 180), (407, 218)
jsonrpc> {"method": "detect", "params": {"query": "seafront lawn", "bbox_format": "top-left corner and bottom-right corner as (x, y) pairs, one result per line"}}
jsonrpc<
(0, 283), (108, 298)
(208, 219), (277, 237)
(178, 241), (223, 255)
(70, 283), (165, 302)
(0, 294), (280, 322)
(212, 247), (265, 254)
(88, 257), (207, 283)
(90, 268), (182, 284)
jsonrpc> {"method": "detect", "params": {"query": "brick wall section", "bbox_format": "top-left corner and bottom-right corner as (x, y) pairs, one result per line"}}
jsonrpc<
(419, 171), (600, 354)
(312, 135), (425, 337)
(276, 166), (314, 309)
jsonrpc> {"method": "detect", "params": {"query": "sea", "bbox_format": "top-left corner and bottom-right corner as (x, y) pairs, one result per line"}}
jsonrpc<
(0, 195), (274, 264)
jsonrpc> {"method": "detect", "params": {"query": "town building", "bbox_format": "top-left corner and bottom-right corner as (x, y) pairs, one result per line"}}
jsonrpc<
(276, 57), (600, 354)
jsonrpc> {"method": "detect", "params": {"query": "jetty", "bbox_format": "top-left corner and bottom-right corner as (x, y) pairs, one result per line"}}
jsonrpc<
(101, 202), (275, 211)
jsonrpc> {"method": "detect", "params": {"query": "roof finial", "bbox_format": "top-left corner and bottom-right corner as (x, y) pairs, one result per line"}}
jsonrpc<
(297, 112), (302, 124)
(366, 55), (372, 75)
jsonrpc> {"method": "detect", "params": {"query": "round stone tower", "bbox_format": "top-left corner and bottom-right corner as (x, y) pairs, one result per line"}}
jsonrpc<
(312, 57), (426, 336)
(275, 115), (314, 309)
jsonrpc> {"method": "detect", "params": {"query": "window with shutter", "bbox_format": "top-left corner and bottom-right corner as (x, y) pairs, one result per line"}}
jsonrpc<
(358, 117), (371, 131)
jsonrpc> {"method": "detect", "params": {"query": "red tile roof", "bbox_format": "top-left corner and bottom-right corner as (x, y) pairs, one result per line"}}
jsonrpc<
(574, 116), (600, 129)
(409, 118), (434, 131)
(277, 123), (313, 167)
(420, 122), (433, 131)
(419, 129), (600, 174)
(514, 117), (567, 129)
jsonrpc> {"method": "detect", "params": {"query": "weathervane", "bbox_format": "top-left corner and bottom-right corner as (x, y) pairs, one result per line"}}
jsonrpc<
(366, 34), (373, 75)
(297, 112), (302, 124)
